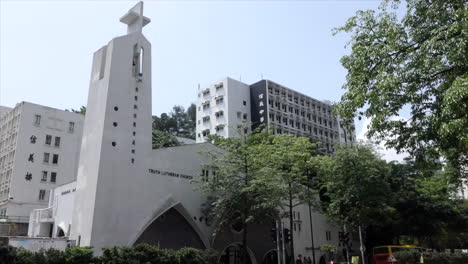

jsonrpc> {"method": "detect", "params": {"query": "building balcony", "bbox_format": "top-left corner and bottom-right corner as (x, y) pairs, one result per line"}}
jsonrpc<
(0, 215), (30, 224)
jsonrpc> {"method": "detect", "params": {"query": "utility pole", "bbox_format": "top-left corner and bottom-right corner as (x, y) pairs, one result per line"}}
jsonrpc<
(308, 203), (316, 264)
(307, 168), (316, 264)
(281, 222), (286, 264)
(276, 220), (281, 264)
(343, 225), (350, 263)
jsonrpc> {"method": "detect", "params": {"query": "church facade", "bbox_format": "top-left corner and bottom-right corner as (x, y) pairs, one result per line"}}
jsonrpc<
(28, 2), (360, 263)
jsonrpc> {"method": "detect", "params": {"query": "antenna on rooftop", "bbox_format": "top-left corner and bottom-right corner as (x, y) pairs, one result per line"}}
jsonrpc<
(239, 75), (242, 81)
(198, 83), (200, 90)
(261, 73), (264, 79)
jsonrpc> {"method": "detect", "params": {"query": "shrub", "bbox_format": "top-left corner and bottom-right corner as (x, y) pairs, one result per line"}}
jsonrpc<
(0, 244), (219, 264)
(393, 250), (420, 264)
(64, 247), (95, 264)
(99, 244), (218, 264)
(0, 246), (18, 264)
(393, 251), (468, 264)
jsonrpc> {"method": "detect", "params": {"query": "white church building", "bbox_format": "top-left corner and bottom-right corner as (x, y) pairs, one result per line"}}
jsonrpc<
(26, 2), (360, 263)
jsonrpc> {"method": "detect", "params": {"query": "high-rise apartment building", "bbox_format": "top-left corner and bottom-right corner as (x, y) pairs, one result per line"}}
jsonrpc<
(196, 78), (355, 150)
(196, 77), (251, 142)
(0, 102), (83, 234)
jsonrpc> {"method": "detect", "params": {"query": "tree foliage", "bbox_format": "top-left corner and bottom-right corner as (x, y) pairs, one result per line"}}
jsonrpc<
(200, 129), (318, 263)
(199, 129), (283, 264)
(314, 143), (392, 229)
(67, 106), (86, 115)
(262, 134), (317, 263)
(153, 104), (196, 139)
(152, 130), (181, 149)
(335, 0), (468, 180)
(315, 143), (468, 249)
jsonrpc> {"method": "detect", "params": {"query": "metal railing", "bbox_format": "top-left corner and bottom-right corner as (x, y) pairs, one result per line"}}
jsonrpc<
(0, 215), (30, 223)
(31, 206), (54, 223)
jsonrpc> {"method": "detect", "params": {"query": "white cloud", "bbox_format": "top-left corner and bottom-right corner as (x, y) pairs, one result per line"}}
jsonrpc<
(356, 117), (408, 163)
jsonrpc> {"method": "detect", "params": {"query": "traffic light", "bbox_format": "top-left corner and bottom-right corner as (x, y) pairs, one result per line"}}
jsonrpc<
(339, 231), (344, 243)
(343, 232), (350, 244)
(270, 226), (277, 243)
(283, 228), (291, 243)
(339, 231), (350, 246)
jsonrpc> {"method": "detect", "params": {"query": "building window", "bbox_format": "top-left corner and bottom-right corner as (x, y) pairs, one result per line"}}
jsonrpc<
(54, 137), (61, 147)
(326, 231), (331, 241)
(201, 169), (209, 181)
(69, 122), (75, 133)
(52, 154), (59, 165)
(38, 190), (46, 201)
(34, 115), (41, 125)
(243, 101), (247, 106)
(215, 111), (224, 118)
(45, 135), (52, 145)
(41, 171), (47, 182)
(43, 153), (50, 163)
(237, 112), (242, 119)
(243, 114), (248, 120)
(51, 172), (57, 183)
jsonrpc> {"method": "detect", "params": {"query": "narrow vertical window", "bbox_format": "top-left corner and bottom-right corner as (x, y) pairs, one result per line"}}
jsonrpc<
(69, 122), (75, 133)
(50, 172), (57, 183)
(54, 137), (61, 147)
(34, 115), (41, 125)
(45, 135), (52, 145)
(41, 171), (47, 182)
(38, 190), (46, 201)
(43, 153), (50, 163)
(139, 47), (144, 76)
(52, 154), (59, 165)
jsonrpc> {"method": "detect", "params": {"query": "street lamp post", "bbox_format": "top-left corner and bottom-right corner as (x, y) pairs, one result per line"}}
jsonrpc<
(307, 168), (316, 264)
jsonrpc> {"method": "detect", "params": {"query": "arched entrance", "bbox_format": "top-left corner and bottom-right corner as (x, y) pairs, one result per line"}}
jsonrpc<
(262, 249), (278, 264)
(134, 207), (205, 249)
(219, 243), (256, 264)
(56, 227), (65, 237)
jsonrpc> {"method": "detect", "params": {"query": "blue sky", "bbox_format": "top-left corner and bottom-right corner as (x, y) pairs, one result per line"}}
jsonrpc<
(0, 0), (406, 161)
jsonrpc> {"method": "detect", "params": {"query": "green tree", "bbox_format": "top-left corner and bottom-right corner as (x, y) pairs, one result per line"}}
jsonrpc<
(266, 134), (317, 264)
(314, 143), (392, 263)
(152, 104), (196, 140)
(334, 0), (468, 180)
(377, 160), (463, 248)
(152, 130), (181, 149)
(67, 106), (86, 115)
(199, 129), (283, 264)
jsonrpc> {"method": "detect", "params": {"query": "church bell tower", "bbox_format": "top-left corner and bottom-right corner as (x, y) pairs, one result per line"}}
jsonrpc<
(70, 1), (153, 248)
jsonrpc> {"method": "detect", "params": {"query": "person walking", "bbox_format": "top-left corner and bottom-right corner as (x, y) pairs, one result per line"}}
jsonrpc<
(296, 254), (304, 264)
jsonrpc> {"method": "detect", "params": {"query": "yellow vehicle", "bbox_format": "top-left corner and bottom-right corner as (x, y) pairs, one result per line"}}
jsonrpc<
(372, 245), (423, 264)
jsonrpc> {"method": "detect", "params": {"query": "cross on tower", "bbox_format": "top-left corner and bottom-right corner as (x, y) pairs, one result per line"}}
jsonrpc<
(120, 1), (151, 34)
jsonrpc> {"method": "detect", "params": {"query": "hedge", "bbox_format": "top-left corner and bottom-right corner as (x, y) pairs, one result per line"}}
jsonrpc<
(392, 251), (468, 264)
(0, 244), (219, 264)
